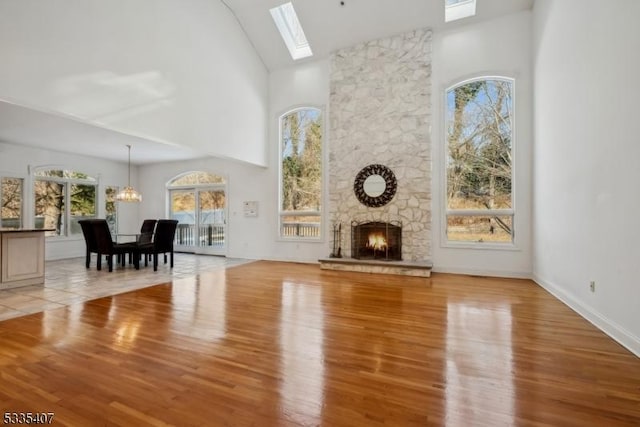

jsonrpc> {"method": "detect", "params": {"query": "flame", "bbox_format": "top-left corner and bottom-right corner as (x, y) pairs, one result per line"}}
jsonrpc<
(367, 233), (387, 251)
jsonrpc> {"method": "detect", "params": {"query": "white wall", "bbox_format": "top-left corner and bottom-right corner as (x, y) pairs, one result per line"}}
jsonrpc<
(431, 11), (533, 277)
(138, 157), (271, 260)
(532, 0), (640, 356)
(2, 53), (405, 266)
(139, 56), (330, 264)
(0, 0), (269, 166)
(0, 142), (138, 259)
(265, 59), (331, 262)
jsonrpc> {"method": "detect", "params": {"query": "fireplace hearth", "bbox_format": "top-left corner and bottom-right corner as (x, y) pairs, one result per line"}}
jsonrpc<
(351, 221), (402, 261)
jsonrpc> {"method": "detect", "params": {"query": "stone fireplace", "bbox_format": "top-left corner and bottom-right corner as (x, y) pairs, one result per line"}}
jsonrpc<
(351, 221), (402, 261)
(321, 27), (432, 277)
(328, 28), (431, 258)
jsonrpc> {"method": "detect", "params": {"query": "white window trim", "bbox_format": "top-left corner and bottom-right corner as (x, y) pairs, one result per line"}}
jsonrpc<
(441, 76), (519, 250)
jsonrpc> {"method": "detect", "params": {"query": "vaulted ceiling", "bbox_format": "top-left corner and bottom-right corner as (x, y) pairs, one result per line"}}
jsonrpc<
(0, 0), (534, 164)
(224, 0), (534, 70)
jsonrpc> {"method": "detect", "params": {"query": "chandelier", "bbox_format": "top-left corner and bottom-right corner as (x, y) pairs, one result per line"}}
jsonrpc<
(116, 145), (142, 202)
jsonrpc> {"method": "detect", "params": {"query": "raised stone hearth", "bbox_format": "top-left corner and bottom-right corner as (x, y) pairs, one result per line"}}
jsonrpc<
(319, 258), (432, 278)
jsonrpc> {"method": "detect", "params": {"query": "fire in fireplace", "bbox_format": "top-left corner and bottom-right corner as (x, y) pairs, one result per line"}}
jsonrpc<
(351, 221), (402, 261)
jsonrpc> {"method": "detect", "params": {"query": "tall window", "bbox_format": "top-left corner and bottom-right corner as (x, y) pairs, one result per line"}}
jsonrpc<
(445, 77), (514, 244)
(279, 107), (322, 239)
(1, 177), (23, 229)
(34, 169), (97, 237)
(105, 186), (118, 238)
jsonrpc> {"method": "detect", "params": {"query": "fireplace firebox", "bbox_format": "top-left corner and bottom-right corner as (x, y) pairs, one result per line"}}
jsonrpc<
(351, 221), (402, 261)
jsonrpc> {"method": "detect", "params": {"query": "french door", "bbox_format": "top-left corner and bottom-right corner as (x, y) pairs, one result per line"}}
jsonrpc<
(170, 187), (226, 255)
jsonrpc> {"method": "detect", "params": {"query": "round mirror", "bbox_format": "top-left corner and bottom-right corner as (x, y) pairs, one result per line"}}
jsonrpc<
(363, 175), (386, 197)
(353, 164), (397, 207)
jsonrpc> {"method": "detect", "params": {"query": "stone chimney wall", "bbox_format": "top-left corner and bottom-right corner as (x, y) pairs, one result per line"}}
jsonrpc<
(328, 28), (432, 261)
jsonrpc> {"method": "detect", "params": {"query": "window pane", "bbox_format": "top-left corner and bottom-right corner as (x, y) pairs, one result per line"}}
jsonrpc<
(35, 180), (65, 236)
(447, 215), (513, 243)
(199, 190), (226, 222)
(105, 186), (118, 238)
(280, 215), (320, 238)
(280, 108), (322, 239)
(35, 169), (96, 181)
(1, 177), (22, 229)
(199, 190), (225, 248)
(70, 184), (97, 235)
(170, 172), (225, 186)
(65, 171), (95, 180)
(446, 79), (513, 211)
(171, 190), (196, 246)
(35, 170), (64, 178)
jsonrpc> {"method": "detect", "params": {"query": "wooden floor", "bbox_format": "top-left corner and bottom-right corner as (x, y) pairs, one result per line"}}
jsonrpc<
(0, 254), (250, 322)
(0, 261), (639, 426)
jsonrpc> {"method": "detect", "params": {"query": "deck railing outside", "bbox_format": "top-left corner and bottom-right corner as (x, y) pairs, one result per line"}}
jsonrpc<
(175, 223), (225, 247)
(281, 222), (320, 238)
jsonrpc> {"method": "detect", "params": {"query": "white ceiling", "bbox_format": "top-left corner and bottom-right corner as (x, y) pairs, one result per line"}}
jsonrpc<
(1, 0), (534, 164)
(223, 0), (534, 70)
(0, 101), (205, 165)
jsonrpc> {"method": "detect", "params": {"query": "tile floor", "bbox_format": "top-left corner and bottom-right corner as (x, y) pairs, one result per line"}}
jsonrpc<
(0, 253), (253, 321)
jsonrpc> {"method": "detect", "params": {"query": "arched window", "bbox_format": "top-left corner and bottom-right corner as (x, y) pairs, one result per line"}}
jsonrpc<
(34, 169), (98, 237)
(279, 107), (323, 239)
(445, 77), (514, 244)
(170, 172), (225, 186)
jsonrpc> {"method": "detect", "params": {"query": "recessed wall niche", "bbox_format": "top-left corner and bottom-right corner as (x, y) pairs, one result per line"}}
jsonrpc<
(328, 28), (432, 262)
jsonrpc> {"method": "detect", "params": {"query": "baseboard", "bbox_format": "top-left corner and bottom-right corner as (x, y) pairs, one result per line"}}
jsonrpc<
(432, 265), (532, 279)
(260, 256), (318, 264)
(533, 274), (640, 358)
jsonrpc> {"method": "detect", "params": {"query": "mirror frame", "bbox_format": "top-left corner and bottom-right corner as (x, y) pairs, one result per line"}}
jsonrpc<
(353, 164), (397, 207)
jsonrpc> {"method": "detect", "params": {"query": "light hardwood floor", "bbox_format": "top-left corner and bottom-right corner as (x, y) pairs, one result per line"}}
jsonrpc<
(0, 258), (639, 426)
(0, 254), (251, 321)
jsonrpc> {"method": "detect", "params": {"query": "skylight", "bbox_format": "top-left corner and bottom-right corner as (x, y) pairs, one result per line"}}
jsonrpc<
(445, 0), (477, 23)
(270, 2), (313, 60)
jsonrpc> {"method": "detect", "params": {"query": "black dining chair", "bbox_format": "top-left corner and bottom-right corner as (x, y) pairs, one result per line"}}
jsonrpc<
(131, 219), (157, 264)
(138, 219), (178, 271)
(78, 219), (101, 268)
(92, 219), (140, 272)
(138, 219), (157, 244)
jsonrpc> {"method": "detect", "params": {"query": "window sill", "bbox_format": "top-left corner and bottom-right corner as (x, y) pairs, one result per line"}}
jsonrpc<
(277, 236), (324, 243)
(441, 240), (520, 251)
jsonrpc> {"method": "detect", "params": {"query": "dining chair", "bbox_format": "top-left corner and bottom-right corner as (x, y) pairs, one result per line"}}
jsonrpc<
(138, 219), (178, 271)
(134, 219), (157, 264)
(92, 219), (140, 272)
(138, 219), (157, 244)
(78, 219), (101, 268)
